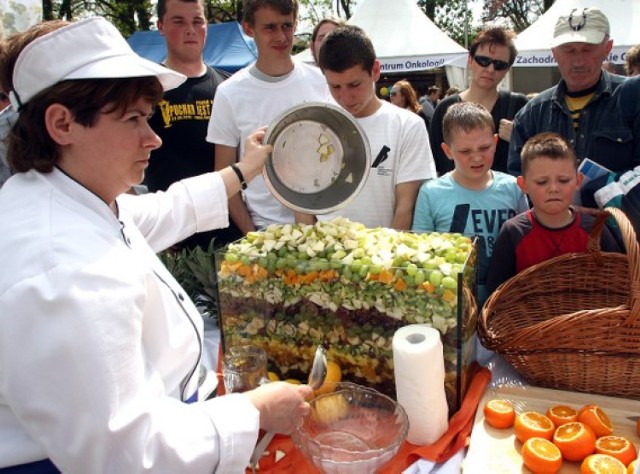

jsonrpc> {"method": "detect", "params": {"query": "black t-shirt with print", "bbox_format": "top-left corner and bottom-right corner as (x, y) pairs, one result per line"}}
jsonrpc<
(146, 66), (242, 250)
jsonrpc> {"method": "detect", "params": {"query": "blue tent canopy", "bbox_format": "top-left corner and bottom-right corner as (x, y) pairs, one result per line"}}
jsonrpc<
(127, 22), (257, 73)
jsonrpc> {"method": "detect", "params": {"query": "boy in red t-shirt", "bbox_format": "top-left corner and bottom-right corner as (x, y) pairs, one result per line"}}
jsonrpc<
(486, 132), (622, 294)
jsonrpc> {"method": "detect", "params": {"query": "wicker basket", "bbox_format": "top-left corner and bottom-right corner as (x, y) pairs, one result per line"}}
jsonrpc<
(478, 207), (640, 398)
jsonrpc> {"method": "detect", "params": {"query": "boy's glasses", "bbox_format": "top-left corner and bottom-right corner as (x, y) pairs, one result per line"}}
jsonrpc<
(473, 55), (510, 71)
(389, 91), (398, 97)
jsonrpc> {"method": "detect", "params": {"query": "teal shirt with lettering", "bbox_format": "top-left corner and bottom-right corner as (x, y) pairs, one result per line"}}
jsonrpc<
(412, 171), (529, 305)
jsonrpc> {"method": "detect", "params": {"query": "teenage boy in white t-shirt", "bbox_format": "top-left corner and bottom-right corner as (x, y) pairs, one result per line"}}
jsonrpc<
(297, 25), (436, 229)
(206, 0), (331, 233)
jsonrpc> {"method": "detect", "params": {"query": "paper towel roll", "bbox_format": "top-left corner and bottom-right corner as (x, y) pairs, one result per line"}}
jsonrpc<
(393, 324), (449, 445)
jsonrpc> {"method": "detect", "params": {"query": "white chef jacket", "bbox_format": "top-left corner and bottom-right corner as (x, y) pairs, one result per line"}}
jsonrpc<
(0, 168), (259, 473)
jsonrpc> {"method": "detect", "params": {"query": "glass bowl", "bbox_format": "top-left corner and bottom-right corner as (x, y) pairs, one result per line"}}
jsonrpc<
(292, 382), (409, 473)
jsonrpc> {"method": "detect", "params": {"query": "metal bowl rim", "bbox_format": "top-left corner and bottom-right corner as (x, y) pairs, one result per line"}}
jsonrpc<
(262, 102), (371, 214)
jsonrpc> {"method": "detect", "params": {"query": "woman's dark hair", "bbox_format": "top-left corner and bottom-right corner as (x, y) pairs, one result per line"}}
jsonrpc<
(9, 77), (163, 173)
(468, 26), (518, 66)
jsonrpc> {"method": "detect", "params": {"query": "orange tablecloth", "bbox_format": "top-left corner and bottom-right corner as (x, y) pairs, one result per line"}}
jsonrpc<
(243, 364), (492, 473)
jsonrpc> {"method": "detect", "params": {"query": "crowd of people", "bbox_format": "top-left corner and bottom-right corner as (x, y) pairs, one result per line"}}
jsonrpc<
(0, 0), (638, 471)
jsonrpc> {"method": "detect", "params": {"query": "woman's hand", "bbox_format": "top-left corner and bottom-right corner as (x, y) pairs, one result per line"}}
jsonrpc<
(238, 128), (273, 183)
(243, 382), (312, 434)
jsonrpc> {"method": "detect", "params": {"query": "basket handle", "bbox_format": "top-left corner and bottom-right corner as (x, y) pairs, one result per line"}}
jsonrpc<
(597, 207), (640, 325)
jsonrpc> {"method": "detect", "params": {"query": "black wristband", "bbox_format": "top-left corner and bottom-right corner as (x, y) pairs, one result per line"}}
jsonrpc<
(230, 163), (247, 190)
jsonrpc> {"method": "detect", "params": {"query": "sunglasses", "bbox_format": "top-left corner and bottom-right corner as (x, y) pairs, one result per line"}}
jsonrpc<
(389, 91), (399, 97)
(473, 55), (510, 71)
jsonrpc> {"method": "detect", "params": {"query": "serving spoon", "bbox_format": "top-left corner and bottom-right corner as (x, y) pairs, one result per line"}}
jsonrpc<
(249, 345), (327, 472)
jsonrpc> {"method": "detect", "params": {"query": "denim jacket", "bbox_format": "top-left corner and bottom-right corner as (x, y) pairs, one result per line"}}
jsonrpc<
(508, 72), (640, 176)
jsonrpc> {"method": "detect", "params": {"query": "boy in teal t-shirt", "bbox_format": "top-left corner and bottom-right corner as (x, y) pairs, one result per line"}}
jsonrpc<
(412, 102), (529, 306)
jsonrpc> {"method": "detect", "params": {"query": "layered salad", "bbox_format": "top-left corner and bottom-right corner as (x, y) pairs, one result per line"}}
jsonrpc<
(216, 218), (478, 411)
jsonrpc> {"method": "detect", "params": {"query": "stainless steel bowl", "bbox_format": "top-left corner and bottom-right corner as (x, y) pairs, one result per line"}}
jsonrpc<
(263, 102), (371, 214)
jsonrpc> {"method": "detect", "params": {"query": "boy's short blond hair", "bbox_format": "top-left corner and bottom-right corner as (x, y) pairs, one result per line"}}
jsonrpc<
(442, 101), (494, 145)
(520, 132), (577, 175)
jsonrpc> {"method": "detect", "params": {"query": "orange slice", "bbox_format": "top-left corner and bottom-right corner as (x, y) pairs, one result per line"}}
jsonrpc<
(578, 405), (614, 437)
(547, 404), (578, 427)
(522, 437), (563, 474)
(553, 421), (596, 462)
(595, 435), (638, 466)
(514, 411), (555, 443)
(580, 453), (626, 474)
(267, 371), (280, 382)
(484, 399), (516, 429)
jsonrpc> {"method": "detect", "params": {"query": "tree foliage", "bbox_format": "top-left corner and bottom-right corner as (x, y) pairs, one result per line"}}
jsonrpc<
(41, 0), (243, 36)
(296, 0), (353, 25)
(418, 0), (476, 48)
(42, 0), (153, 35)
(39, 0), (553, 42)
(204, 0), (242, 23)
(480, 0), (548, 32)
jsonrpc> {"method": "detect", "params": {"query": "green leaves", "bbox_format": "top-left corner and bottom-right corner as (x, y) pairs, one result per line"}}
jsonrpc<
(159, 242), (218, 322)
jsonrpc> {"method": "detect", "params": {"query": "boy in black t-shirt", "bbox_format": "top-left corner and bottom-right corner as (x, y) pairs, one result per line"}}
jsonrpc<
(144, 0), (242, 250)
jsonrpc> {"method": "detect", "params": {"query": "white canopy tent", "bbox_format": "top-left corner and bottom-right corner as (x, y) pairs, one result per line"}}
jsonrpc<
(513, 0), (640, 68)
(296, 0), (469, 88)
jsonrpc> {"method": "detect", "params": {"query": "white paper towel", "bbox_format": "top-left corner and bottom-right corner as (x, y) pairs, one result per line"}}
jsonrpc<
(393, 324), (449, 445)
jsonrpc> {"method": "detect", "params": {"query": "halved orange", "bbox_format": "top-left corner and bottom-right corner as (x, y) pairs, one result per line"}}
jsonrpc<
(578, 405), (614, 437)
(313, 361), (342, 396)
(522, 437), (563, 474)
(595, 435), (638, 466)
(514, 411), (555, 443)
(484, 399), (516, 429)
(547, 405), (578, 427)
(580, 453), (626, 474)
(627, 459), (637, 474)
(553, 421), (596, 462)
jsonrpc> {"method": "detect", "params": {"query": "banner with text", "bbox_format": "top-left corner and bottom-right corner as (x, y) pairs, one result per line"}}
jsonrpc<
(378, 54), (469, 73)
(513, 46), (630, 67)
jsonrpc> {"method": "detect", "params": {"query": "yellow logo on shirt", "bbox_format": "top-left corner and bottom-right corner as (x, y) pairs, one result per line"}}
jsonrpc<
(157, 99), (213, 128)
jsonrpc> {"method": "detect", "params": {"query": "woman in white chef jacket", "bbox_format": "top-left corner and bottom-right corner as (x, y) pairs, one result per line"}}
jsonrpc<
(0, 17), (312, 474)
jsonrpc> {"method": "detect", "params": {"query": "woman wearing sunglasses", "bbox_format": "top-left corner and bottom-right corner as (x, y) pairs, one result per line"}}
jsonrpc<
(430, 27), (528, 175)
(389, 79), (430, 129)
